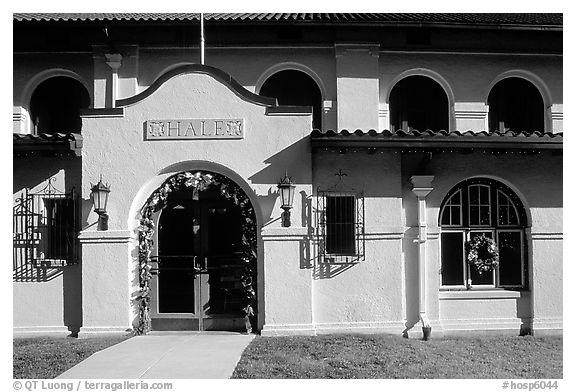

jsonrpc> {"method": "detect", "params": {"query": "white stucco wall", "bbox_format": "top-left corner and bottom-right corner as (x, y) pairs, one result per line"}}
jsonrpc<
(80, 69), (313, 333)
(402, 151), (562, 335)
(311, 151), (406, 333)
(13, 156), (83, 334)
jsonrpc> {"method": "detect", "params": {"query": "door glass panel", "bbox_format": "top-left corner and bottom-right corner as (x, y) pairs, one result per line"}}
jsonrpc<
(498, 231), (523, 286)
(441, 232), (464, 285)
(469, 231), (494, 285)
(158, 200), (197, 313)
(204, 202), (245, 316)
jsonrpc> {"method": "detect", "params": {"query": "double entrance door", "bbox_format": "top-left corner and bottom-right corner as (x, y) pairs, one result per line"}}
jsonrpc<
(150, 187), (246, 331)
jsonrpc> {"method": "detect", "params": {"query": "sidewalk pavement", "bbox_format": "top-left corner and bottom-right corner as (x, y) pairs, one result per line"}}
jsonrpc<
(57, 332), (255, 379)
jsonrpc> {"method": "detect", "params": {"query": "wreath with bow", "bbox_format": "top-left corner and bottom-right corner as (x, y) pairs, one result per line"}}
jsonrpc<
(466, 234), (499, 274)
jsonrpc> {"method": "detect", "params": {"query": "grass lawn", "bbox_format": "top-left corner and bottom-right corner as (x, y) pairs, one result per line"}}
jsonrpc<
(232, 334), (562, 379)
(13, 334), (131, 379)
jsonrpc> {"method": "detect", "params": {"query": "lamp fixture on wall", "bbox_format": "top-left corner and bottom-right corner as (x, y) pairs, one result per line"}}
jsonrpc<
(90, 175), (111, 231)
(277, 172), (296, 227)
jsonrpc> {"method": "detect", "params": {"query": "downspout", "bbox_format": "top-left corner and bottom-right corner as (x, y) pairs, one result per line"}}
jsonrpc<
(410, 175), (434, 340)
(200, 13), (205, 65)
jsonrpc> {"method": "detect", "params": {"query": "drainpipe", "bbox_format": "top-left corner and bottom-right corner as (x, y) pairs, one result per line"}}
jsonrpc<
(105, 53), (122, 108)
(200, 13), (205, 65)
(410, 175), (434, 339)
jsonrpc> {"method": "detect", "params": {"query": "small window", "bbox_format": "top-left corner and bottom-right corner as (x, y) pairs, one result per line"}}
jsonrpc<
(12, 182), (78, 270)
(317, 192), (365, 263)
(468, 185), (491, 226)
(440, 190), (462, 226)
(326, 195), (356, 255)
(439, 178), (527, 289)
(497, 190), (519, 226)
(42, 198), (77, 262)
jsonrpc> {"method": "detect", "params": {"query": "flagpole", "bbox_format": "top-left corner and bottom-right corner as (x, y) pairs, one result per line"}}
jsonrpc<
(200, 13), (205, 65)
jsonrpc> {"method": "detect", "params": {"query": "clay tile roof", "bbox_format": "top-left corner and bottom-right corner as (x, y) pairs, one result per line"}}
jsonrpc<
(13, 132), (83, 156)
(13, 13), (563, 27)
(310, 129), (563, 149)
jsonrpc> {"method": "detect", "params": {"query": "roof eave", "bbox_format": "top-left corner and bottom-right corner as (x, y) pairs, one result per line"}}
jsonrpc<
(13, 133), (83, 157)
(310, 136), (563, 150)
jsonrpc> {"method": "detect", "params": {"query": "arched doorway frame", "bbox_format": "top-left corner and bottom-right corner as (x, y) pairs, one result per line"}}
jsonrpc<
(19, 69), (92, 134)
(484, 70), (552, 133)
(386, 68), (456, 132)
(127, 161), (263, 334)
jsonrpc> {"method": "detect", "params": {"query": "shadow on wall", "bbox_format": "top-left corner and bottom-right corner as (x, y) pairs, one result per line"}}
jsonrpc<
(248, 136), (311, 176)
(13, 160), (60, 195)
(13, 156), (83, 335)
(248, 136), (312, 225)
(312, 263), (356, 279)
(12, 198), (83, 335)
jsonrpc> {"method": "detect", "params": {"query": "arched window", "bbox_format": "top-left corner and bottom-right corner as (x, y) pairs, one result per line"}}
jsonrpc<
(389, 75), (449, 132)
(488, 77), (544, 133)
(439, 178), (527, 289)
(30, 76), (90, 134)
(259, 70), (322, 130)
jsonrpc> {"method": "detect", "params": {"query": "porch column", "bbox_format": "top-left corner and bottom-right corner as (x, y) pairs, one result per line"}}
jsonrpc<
(335, 43), (380, 130)
(410, 175), (434, 338)
(105, 53), (122, 108)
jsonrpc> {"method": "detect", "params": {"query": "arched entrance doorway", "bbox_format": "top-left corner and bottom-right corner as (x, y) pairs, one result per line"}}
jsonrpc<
(136, 171), (257, 334)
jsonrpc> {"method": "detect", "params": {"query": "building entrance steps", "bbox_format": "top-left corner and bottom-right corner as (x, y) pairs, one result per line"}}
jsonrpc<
(57, 332), (254, 379)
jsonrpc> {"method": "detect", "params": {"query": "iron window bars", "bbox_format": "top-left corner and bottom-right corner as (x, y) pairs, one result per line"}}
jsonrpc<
(13, 178), (79, 268)
(316, 189), (365, 264)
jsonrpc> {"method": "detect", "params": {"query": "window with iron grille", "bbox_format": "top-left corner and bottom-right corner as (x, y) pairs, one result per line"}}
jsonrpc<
(13, 180), (78, 270)
(317, 191), (365, 263)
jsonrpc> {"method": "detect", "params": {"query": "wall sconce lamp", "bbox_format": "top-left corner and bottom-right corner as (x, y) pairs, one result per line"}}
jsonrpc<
(277, 173), (296, 227)
(90, 175), (111, 231)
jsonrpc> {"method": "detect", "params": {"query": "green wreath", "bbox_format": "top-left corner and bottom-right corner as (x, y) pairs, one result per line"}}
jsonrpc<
(466, 234), (499, 275)
(135, 171), (257, 335)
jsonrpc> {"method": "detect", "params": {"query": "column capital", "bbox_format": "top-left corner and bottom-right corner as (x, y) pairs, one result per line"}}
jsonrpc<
(105, 53), (123, 71)
(410, 175), (434, 198)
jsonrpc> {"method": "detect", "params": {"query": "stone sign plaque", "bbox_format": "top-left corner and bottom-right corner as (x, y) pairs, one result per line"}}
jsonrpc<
(144, 119), (244, 140)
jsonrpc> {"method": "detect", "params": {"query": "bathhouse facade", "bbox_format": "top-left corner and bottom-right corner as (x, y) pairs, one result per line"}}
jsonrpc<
(13, 13), (562, 337)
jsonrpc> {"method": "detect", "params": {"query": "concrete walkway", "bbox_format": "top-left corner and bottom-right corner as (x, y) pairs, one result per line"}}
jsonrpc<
(57, 332), (254, 379)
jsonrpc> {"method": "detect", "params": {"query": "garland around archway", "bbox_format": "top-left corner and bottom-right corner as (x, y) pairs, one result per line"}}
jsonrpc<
(135, 171), (257, 335)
